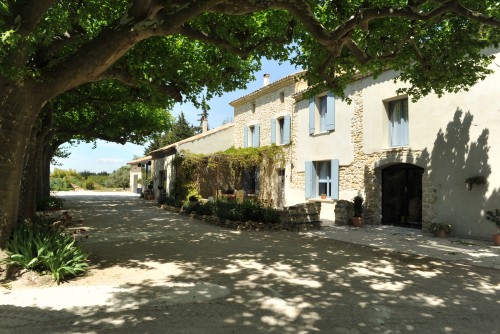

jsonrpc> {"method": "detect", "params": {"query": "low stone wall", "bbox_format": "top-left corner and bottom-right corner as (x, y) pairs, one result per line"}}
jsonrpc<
(278, 202), (322, 231)
(334, 200), (353, 226)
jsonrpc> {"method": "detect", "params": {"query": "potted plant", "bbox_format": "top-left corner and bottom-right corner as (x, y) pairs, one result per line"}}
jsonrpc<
(429, 222), (453, 238)
(320, 193), (327, 199)
(352, 195), (364, 227)
(484, 209), (500, 246)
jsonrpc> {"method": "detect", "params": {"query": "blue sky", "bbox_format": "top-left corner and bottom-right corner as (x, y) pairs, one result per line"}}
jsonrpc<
(52, 59), (301, 173)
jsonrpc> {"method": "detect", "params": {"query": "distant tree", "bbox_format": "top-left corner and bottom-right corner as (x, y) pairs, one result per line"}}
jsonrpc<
(79, 170), (95, 178)
(105, 166), (130, 189)
(197, 97), (210, 130)
(144, 112), (198, 153)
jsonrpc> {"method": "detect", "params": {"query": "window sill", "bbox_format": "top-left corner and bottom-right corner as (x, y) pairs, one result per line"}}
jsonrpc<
(383, 145), (410, 152)
(307, 198), (335, 203)
(310, 131), (332, 138)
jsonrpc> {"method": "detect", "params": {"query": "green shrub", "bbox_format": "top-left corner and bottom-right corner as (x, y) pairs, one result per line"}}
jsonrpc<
(214, 199), (242, 221)
(159, 196), (183, 208)
(210, 199), (280, 225)
(84, 180), (96, 190)
(196, 201), (215, 216)
(5, 219), (88, 283)
(50, 178), (70, 191)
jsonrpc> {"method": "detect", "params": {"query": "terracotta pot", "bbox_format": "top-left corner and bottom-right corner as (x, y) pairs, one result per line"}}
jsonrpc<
(493, 233), (500, 246)
(437, 230), (449, 238)
(352, 217), (363, 227)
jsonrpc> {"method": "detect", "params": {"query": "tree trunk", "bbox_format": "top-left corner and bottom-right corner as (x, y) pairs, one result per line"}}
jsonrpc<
(40, 144), (57, 200)
(21, 111), (54, 220)
(0, 84), (43, 248)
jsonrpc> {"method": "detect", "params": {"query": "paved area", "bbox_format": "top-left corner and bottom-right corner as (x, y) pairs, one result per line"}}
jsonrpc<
(312, 222), (500, 270)
(0, 191), (499, 333)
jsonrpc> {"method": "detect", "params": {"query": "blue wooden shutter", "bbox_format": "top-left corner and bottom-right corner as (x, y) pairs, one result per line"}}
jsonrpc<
(309, 97), (315, 135)
(305, 161), (316, 199)
(271, 118), (276, 144)
(326, 91), (335, 131)
(283, 114), (291, 145)
(331, 159), (339, 200)
(253, 123), (260, 147)
(243, 126), (248, 148)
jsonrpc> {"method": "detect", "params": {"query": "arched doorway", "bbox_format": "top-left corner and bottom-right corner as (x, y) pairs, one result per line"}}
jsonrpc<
(382, 163), (424, 228)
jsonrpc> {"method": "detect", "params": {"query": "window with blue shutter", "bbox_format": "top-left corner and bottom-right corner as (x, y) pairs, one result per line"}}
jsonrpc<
(389, 99), (409, 147)
(283, 114), (290, 145)
(306, 159), (339, 200)
(309, 91), (335, 135)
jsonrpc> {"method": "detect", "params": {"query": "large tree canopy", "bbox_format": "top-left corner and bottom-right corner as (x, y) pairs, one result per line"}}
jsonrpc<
(1, 0), (499, 247)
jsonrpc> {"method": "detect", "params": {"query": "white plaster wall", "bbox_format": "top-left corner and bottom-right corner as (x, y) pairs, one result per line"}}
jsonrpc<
(294, 93), (356, 172)
(178, 126), (234, 154)
(129, 165), (142, 193)
(360, 49), (500, 239)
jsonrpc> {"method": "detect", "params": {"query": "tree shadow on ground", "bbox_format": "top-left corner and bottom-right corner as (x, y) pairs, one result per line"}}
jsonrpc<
(1, 193), (499, 333)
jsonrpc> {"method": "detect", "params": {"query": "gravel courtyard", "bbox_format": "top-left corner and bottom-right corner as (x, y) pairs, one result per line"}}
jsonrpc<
(1, 191), (499, 333)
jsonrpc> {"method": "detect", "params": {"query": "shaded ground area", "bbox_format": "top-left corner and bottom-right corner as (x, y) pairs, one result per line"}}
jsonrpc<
(1, 192), (499, 333)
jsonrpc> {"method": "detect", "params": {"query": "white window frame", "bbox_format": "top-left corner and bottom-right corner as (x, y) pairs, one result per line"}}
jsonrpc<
(317, 161), (332, 198)
(388, 98), (409, 147)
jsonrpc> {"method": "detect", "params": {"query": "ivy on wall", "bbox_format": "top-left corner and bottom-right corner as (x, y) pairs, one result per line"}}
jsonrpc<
(171, 145), (286, 203)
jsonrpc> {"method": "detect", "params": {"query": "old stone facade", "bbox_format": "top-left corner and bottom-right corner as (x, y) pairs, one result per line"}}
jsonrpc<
(230, 73), (307, 207)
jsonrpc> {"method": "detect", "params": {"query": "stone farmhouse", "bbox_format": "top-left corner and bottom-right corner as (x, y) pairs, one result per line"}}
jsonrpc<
(130, 48), (500, 240)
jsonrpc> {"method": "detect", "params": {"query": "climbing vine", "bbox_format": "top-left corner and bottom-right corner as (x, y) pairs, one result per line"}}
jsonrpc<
(171, 145), (286, 203)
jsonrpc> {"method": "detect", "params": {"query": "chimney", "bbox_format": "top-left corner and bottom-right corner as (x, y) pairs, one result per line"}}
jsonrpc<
(263, 73), (270, 86)
(202, 117), (208, 133)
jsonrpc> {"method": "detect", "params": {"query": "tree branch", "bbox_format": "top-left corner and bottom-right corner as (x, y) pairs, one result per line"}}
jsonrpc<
(9, 0), (58, 36)
(96, 68), (183, 102)
(177, 25), (250, 58)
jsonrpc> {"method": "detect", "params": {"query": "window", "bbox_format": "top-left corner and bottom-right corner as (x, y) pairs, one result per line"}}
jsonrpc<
(271, 115), (290, 145)
(309, 91), (335, 135)
(278, 118), (285, 144)
(244, 124), (260, 147)
(280, 91), (285, 103)
(244, 166), (259, 195)
(305, 159), (339, 199)
(319, 95), (327, 132)
(317, 161), (331, 197)
(388, 98), (409, 147)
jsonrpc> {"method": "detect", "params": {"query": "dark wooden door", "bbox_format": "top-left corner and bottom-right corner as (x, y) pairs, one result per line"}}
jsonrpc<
(382, 164), (423, 227)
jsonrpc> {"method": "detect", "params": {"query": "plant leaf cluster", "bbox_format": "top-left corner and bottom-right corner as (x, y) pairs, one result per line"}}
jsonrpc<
(5, 218), (88, 283)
